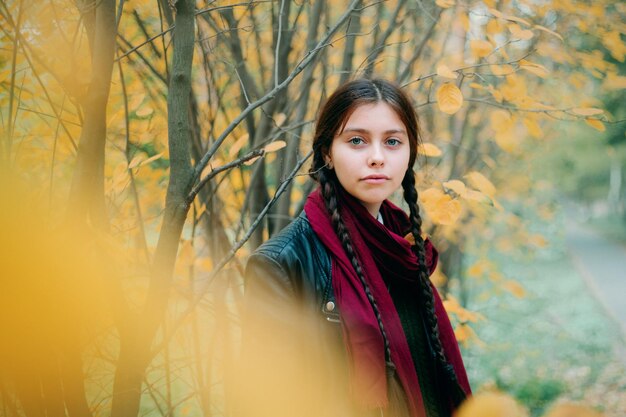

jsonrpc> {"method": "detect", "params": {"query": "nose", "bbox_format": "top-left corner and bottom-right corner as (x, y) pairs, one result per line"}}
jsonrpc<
(368, 143), (384, 167)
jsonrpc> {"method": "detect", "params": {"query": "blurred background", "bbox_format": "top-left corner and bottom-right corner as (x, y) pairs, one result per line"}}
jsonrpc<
(0, 0), (624, 416)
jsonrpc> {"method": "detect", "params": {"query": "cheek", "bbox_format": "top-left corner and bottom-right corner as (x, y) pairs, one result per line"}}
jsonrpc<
(330, 144), (352, 171)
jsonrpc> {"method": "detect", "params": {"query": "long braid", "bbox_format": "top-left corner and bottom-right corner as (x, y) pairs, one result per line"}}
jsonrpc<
(402, 170), (467, 406)
(318, 168), (395, 367)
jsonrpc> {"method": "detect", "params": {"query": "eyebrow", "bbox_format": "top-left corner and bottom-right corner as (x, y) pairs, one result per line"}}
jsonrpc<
(342, 127), (407, 135)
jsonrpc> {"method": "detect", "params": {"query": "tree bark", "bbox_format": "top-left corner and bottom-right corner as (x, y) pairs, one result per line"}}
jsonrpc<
(339, 1), (362, 84)
(67, 0), (117, 228)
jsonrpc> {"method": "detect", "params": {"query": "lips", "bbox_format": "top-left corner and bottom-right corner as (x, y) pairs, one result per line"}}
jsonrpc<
(361, 174), (389, 184)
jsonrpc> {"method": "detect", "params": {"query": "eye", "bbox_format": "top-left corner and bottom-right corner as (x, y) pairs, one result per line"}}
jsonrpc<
(386, 138), (401, 146)
(349, 136), (364, 145)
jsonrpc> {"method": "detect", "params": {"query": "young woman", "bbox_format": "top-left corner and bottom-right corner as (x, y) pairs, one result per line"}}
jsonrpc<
(238, 79), (471, 417)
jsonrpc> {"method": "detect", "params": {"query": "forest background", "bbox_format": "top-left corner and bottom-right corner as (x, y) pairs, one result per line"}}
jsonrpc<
(1, 0), (625, 416)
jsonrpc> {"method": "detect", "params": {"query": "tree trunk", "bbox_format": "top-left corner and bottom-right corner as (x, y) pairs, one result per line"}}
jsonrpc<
(339, 1), (362, 84)
(67, 0), (117, 228)
(110, 0), (195, 415)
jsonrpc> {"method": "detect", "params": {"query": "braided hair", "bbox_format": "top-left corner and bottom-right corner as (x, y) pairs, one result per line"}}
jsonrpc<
(309, 78), (466, 406)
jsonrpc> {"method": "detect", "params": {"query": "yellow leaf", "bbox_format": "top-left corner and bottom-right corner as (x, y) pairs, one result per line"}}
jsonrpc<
(453, 323), (472, 343)
(529, 234), (548, 248)
(503, 280), (526, 298)
(486, 19), (504, 36)
(464, 171), (496, 197)
(443, 179), (466, 196)
(534, 24), (564, 41)
(430, 270), (447, 287)
(572, 107), (604, 116)
(500, 74), (527, 102)
(601, 30), (626, 62)
(417, 143), (443, 157)
(488, 85), (503, 103)
(0, 68), (11, 83)
(264, 140), (287, 153)
(435, 0), (455, 8)
(273, 113), (287, 127)
(489, 64), (514, 76)
(455, 391), (527, 417)
(137, 152), (163, 167)
(436, 83), (464, 115)
(443, 295), (485, 323)
(470, 39), (493, 58)
(585, 118), (605, 132)
(469, 83), (484, 89)
(464, 189), (490, 203)
(420, 187), (462, 225)
(519, 60), (549, 78)
(491, 109), (513, 131)
(229, 133), (249, 158)
(603, 71), (626, 89)
(523, 117), (543, 138)
(508, 23), (534, 40)
(436, 63), (457, 79)
(128, 93), (146, 112)
(467, 259), (490, 278)
(135, 106), (154, 117)
(460, 13), (470, 32)
(244, 155), (262, 166)
(128, 155), (144, 169)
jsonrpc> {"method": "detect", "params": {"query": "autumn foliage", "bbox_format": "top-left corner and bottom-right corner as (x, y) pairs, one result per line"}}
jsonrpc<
(1, 0), (624, 416)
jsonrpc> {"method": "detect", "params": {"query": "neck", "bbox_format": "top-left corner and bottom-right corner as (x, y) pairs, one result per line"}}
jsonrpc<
(360, 201), (381, 218)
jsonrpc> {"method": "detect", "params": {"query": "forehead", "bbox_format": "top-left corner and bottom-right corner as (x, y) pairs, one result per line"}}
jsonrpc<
(339, 102), (406, 134)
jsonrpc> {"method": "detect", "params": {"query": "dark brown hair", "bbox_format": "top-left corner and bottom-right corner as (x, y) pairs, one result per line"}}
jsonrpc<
(309, 78), (466, 407)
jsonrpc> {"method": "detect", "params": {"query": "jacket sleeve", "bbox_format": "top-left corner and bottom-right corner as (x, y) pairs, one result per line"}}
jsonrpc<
(233, 253), (314, 417)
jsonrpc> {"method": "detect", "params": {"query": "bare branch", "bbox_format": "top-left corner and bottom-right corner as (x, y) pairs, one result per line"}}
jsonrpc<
(187, 149), (265, 204)
(115, 1), (273, 62)
(193, 0), (361, 184)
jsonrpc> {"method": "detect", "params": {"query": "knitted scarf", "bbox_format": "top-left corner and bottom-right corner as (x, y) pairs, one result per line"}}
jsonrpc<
(304, 188), (471, 416)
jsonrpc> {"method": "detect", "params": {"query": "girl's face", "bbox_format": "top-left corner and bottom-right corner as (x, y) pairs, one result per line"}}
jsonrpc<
(328, 102), (411, 217)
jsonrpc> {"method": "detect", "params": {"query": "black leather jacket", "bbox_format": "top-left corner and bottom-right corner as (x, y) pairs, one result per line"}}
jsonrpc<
(239, 212), (371, 417)
(247, 211), (339, 321)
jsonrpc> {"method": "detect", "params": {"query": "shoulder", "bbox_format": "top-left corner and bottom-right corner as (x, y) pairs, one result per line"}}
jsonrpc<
(246, 212), (331, 291)
(253, 212), (317, 261)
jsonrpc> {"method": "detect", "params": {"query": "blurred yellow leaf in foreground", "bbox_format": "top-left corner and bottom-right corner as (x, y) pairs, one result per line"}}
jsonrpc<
(454, 391), (528, 417)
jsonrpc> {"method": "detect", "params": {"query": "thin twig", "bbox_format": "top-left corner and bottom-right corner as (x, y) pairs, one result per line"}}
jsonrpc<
(192, 0), (361, 186)
(402, 51), (535, 87)
(115, 1), (272, 62)
(187, 149), (265, 204)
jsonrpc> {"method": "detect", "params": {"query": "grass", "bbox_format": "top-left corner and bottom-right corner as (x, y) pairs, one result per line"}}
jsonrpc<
(458, 209), (626, 417)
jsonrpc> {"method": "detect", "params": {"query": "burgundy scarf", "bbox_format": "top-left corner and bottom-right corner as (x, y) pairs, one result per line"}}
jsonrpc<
(304, 188), (471, 416)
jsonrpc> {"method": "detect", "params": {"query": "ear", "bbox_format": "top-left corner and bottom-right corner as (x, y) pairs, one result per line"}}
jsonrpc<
(324, 155), (333, 169)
